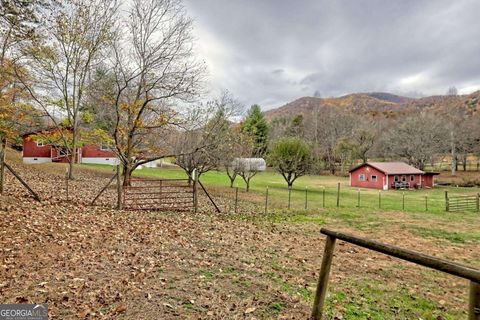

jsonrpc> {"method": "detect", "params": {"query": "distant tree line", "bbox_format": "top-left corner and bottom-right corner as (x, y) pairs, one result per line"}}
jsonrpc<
(1, 0), (479, 191)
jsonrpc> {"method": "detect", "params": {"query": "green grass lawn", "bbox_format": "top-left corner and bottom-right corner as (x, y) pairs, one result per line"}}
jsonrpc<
(81, 163), (480, 215)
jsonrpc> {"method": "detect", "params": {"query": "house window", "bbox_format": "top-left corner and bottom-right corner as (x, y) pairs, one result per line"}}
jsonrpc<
(410, 175), (415, 182)
(36, 141), (44, 147)
(371, 175), (377, 182)
(100, 144), (110, 151)
(394, 175), (399, 182)
(359, 174), (365, 182)
(402, 175), (407, 182)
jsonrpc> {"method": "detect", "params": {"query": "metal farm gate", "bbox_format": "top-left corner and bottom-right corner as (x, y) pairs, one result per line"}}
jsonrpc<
(445, 193), (479, 212)
(123, 178), (194, 212)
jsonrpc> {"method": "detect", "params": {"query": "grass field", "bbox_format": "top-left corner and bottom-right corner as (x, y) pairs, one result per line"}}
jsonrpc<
(82, 163), (480, 215)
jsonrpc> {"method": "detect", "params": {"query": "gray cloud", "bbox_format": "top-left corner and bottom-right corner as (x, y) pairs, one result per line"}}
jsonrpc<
(184, 0), (480, 109)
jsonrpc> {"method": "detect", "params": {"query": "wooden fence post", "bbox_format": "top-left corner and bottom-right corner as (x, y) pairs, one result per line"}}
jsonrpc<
(116, 165), (122, 210)
(322, 188), (325, 208)
(305, 186), (308, 209)
(193, 179), (198, 213)
(378, 190), (381, 209)
(265, 186), (269, 214)
(3, 162), (41, 201)
(235, 186), (239, 213)
(65, 167), (69, 202)
(357, 189), (360, 207)
(197, 180), (221, 213)
(336, 183), (340, 207)
(311, 235), (337, 320)
(445, 190), (449, 212)
(469, 281), (480, 320)
(0, 138), (6, 194)
(288, 186), (292, 210)
(193, 169), (198, 213)
(402, 192), (405, 211)
(91, 171), (118, 206)
(425, 195), (428, 211)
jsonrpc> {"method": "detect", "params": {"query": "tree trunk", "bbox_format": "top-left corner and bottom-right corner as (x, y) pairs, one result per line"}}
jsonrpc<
(451, 130), (456, 176)
(362, 154), (367, 164)
(68, 130), (78, 180)
(122, 162), (133, 186)
(329, 163), (336, 175)
(226, 166), (237, 188)
(243, 176), (250, 192)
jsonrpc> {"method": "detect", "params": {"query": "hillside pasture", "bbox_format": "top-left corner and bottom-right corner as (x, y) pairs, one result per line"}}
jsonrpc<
(0, 153), (478, 319)
(84, 164), (480, 215)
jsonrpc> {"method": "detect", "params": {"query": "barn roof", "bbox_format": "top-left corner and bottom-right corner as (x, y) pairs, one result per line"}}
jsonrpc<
(22, 126), (73, 137)
(349, 162), (425, 175)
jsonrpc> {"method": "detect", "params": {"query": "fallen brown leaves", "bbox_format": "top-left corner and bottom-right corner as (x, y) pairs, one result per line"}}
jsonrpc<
(0, 151), (477, 319)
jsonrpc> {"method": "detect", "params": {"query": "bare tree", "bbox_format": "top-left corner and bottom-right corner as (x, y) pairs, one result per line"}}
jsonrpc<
(447, 86), (458, 96)
(456, 119), (480, 171)
(305, 106), (356, 174)
(174, 131), (216, 184)
(19, 0), (119, 178)
(381, 113), (448, 170)
(107, 0), (206, 185)
(175, 91), (242, 184)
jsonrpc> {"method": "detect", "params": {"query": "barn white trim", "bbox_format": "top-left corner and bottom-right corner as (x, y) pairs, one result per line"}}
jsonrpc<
(23, 157), (52, 164)
(81, 157), (120, 165)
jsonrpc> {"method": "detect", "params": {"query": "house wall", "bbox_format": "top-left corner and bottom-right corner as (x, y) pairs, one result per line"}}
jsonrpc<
(422, 175), (435, 187)
(350, 165), (386, 189)
(81, 144), (116, 158)
(22, 136), (51, 158)
(80, 144), (118, 165)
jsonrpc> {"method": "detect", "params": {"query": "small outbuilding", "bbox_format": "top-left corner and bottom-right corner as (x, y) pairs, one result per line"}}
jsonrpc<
(349, 162), (438, 190)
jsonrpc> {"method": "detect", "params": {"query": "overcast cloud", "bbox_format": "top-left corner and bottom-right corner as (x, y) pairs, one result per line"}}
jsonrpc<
(184, 0), (480, 110)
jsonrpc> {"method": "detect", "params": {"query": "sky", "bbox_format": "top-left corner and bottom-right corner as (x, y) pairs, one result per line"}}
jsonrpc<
(183, 0), (480, 110)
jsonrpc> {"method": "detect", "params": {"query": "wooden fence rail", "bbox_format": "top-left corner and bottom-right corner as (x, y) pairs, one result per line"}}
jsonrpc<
(311, 228), (480, 320)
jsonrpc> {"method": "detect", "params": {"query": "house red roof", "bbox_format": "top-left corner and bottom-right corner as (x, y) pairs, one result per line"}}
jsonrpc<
(349, 162), (425, 175)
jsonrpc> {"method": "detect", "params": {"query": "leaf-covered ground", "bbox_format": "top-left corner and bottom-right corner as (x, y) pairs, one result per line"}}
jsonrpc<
(0, 151), (478, 319)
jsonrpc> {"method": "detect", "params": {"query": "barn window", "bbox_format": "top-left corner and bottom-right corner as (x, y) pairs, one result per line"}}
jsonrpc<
(371, 175), (377, 182)
(359, 174), (365, 181)
(402, 175), (407, 182)
(100, 144), (110, 151)
(394, 175), (399, 182)
(36, 141), (44, 147)
(410, 175), (415, 181)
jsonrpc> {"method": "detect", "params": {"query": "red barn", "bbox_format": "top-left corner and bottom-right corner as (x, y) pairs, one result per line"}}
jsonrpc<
(349, 162), (438, 190)
(22, 129), (118, 165)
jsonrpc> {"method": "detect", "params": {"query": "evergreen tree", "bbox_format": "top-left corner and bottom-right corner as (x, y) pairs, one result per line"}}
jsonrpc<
(240, 104), (269, 157)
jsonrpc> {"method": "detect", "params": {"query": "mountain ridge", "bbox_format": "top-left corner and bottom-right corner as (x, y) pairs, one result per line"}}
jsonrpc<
(264, 91), (480, 120)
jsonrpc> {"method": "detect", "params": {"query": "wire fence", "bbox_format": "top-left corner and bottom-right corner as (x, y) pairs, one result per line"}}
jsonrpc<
(224, 184), (480, 215)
